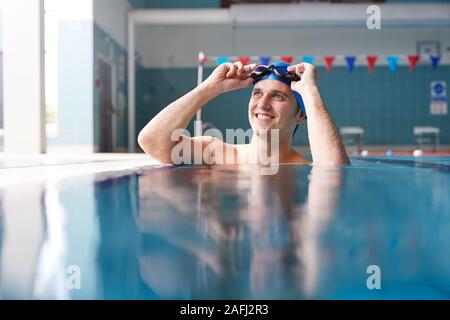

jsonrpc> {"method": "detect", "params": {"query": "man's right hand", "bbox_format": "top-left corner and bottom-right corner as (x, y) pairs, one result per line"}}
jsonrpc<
(202, 61), (257, 95)
(287, 62), (319, 96)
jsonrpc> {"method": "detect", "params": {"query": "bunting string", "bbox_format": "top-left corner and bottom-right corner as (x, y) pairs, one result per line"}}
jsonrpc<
(198, 53), (447, 73)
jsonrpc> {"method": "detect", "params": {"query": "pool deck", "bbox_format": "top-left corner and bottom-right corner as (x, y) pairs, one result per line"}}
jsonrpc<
(0, 153), (160, 188)
(2, 150), (450, 188)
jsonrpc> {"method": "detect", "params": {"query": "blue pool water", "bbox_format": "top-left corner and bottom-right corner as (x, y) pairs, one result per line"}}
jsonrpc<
(1, 156), (450, 299)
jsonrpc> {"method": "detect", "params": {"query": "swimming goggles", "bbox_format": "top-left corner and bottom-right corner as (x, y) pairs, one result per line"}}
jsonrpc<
(251, 64), (300, 84)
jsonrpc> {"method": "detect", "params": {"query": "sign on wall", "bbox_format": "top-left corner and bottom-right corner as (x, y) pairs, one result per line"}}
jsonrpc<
(430, 81), (447, 115)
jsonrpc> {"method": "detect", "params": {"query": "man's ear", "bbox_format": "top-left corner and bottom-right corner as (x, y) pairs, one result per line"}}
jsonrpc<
(295, 110), (306, 124)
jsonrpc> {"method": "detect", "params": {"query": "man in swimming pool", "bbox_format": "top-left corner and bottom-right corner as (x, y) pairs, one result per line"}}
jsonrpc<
(137, 61), (349, 166)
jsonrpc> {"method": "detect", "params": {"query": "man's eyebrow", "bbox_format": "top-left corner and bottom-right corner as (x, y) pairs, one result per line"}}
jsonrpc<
(252, 88), (289, 97)
(271, 90), (289, 97)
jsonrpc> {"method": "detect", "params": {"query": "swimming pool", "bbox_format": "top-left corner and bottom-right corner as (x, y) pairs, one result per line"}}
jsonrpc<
(1, 156), (450, 299)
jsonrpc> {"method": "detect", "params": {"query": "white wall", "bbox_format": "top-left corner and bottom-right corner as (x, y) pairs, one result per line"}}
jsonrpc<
(131, 3), (450, 68)
(46, 0), (93, 18)
(2, 0), (46, 153)
(0, 3), (3, 51)
(136, 24), (450, 68)
(94, 0), (130, 49)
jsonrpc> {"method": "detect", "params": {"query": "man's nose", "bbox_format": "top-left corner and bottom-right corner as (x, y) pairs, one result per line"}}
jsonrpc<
(258, 95), (272, 109)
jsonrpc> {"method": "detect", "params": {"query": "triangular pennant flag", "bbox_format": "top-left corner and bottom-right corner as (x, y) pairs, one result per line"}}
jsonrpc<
(366, 55), (378, 73)
(303, 56), (314, 64)
(281, 56), (293, 63)
(387, 55), (399, 72)
(198, 51), (207, 65)
(238, 56), (250, 65)
(408, 55), (420, 72)
(324, 56), (335, 72)
(430, 55), (440, 69)
(260, 56), (271, 66)
(345, 56), (356, 73)
(216, 56), (230, 65)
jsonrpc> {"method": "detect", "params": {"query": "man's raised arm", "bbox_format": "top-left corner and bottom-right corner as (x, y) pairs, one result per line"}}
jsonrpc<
(289, 63), (350, 165)
(137, 62), (256, 164)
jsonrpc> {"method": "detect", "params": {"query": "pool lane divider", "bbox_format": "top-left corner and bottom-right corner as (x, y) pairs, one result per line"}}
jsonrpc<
(353, 157), (450, 173)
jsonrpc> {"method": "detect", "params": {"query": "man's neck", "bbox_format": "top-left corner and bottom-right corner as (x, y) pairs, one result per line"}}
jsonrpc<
(248, 131), (294, 164)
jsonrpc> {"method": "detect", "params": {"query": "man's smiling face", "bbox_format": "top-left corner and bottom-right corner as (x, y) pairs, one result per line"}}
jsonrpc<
(248, 79), (301, 137)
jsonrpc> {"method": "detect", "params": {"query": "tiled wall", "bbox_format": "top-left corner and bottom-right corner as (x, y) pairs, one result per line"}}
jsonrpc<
(320, 65), (450, 146)
(94, 23), (129, 151)
(136, 65), (450, 146)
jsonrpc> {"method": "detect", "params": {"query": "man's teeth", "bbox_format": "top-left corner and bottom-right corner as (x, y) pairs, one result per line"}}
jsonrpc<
(256, 114), (274, 120)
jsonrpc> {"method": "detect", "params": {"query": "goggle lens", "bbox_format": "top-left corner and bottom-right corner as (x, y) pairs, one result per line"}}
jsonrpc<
(251, 64), (300, 83)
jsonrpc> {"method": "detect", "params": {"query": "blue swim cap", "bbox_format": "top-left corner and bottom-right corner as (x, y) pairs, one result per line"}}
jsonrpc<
(253, 61), (306, 116)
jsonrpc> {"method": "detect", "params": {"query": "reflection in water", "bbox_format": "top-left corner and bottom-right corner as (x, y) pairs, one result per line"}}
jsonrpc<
(0, 183), (46, 299)
(1, 159), (450, 299)
(32, 182), (69, 299)
(136, 165), (341, 299)
(95, 175), (148, 299)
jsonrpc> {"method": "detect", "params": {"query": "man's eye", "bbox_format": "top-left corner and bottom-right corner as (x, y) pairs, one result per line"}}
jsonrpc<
(274, 94), (284, 100)
(253, 91), (262, 97)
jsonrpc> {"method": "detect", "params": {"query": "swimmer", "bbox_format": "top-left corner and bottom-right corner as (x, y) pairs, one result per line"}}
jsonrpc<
(138, 61), (349, 165)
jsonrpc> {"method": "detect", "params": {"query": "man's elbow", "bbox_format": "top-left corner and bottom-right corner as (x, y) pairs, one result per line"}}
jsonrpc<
(137, 130), (151, 153)
(137, 130), (174, 164)
(137, 130), (157, 158)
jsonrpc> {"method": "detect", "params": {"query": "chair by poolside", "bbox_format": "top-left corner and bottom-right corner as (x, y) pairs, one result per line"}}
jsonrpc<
(413, 126), (440, 152)
(340, 127), (364, 152)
